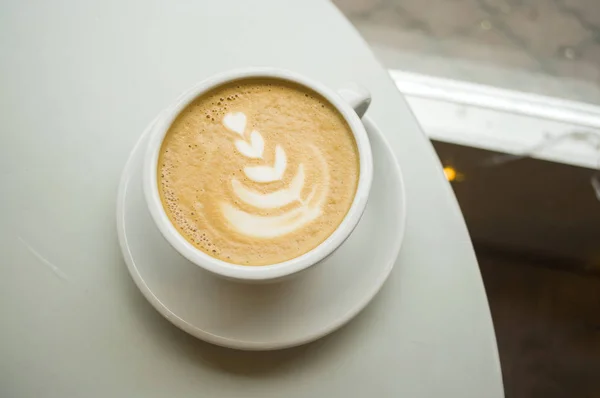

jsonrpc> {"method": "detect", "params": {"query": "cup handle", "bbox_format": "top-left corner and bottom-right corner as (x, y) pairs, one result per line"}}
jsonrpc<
(337, 83), (371, 118)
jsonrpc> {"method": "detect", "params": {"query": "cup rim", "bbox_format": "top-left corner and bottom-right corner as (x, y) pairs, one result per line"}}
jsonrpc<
(143, 67), (373, 281)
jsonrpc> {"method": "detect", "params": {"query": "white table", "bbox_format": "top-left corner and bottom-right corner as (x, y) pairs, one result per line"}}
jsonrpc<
(0, 1), (504, 396)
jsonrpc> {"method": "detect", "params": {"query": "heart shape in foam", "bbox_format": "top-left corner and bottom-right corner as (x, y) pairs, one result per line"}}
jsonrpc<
(235, 130), (264, 159)
(223, 112), (246, 136)
(244, 145), (287, 182)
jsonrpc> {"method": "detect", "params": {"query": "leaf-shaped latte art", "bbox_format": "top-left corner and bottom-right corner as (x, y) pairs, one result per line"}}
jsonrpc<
(244, 145), (286, 182)
(250, 131), (264, 157)
(220, 112), (329, 239)
(231, 165), (305, 209)
(234, 130), (264, 158)
(223, 112), (246, 136)
(221, 202), (322, 239)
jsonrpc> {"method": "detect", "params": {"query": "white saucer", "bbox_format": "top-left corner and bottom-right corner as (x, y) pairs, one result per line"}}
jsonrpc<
(117, 116), (406, 350)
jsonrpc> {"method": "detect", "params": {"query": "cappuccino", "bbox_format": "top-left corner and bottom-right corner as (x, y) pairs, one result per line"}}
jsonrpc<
(158, 79), (359, 266)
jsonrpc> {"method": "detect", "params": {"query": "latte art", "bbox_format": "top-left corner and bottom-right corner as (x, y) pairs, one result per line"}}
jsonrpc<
(158, 79), (359, 266)
(221, 112), (329, 238)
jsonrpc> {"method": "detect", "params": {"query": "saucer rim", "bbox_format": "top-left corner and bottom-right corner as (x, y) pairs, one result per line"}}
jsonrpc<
(116, 115), (406, 350)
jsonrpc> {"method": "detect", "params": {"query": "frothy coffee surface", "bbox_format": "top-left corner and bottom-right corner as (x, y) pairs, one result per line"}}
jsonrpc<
(158, 78), (359, 266)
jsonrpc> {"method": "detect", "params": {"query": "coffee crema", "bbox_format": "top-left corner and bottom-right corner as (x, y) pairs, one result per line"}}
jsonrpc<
(158, 78), (359, 266)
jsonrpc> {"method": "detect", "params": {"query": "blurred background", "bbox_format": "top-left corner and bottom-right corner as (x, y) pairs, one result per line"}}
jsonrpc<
(334, 1), (600, 397)
(335, 0), (600, 102)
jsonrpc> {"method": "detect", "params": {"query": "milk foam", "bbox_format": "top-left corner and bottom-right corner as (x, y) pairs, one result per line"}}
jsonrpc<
(244, 145), (286, 183)
(157, 78), (359, 266)
(230, 165), (304, 209)
(222, 112), (330, 238)
(225, 111), (288, 183)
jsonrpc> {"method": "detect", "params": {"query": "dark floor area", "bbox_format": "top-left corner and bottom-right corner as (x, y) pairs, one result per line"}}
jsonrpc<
(432, 140), (600, 397)
(478, 249), (600, 398)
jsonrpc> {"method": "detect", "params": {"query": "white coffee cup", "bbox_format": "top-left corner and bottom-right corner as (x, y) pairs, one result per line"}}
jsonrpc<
(143, 67), (373, 282)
